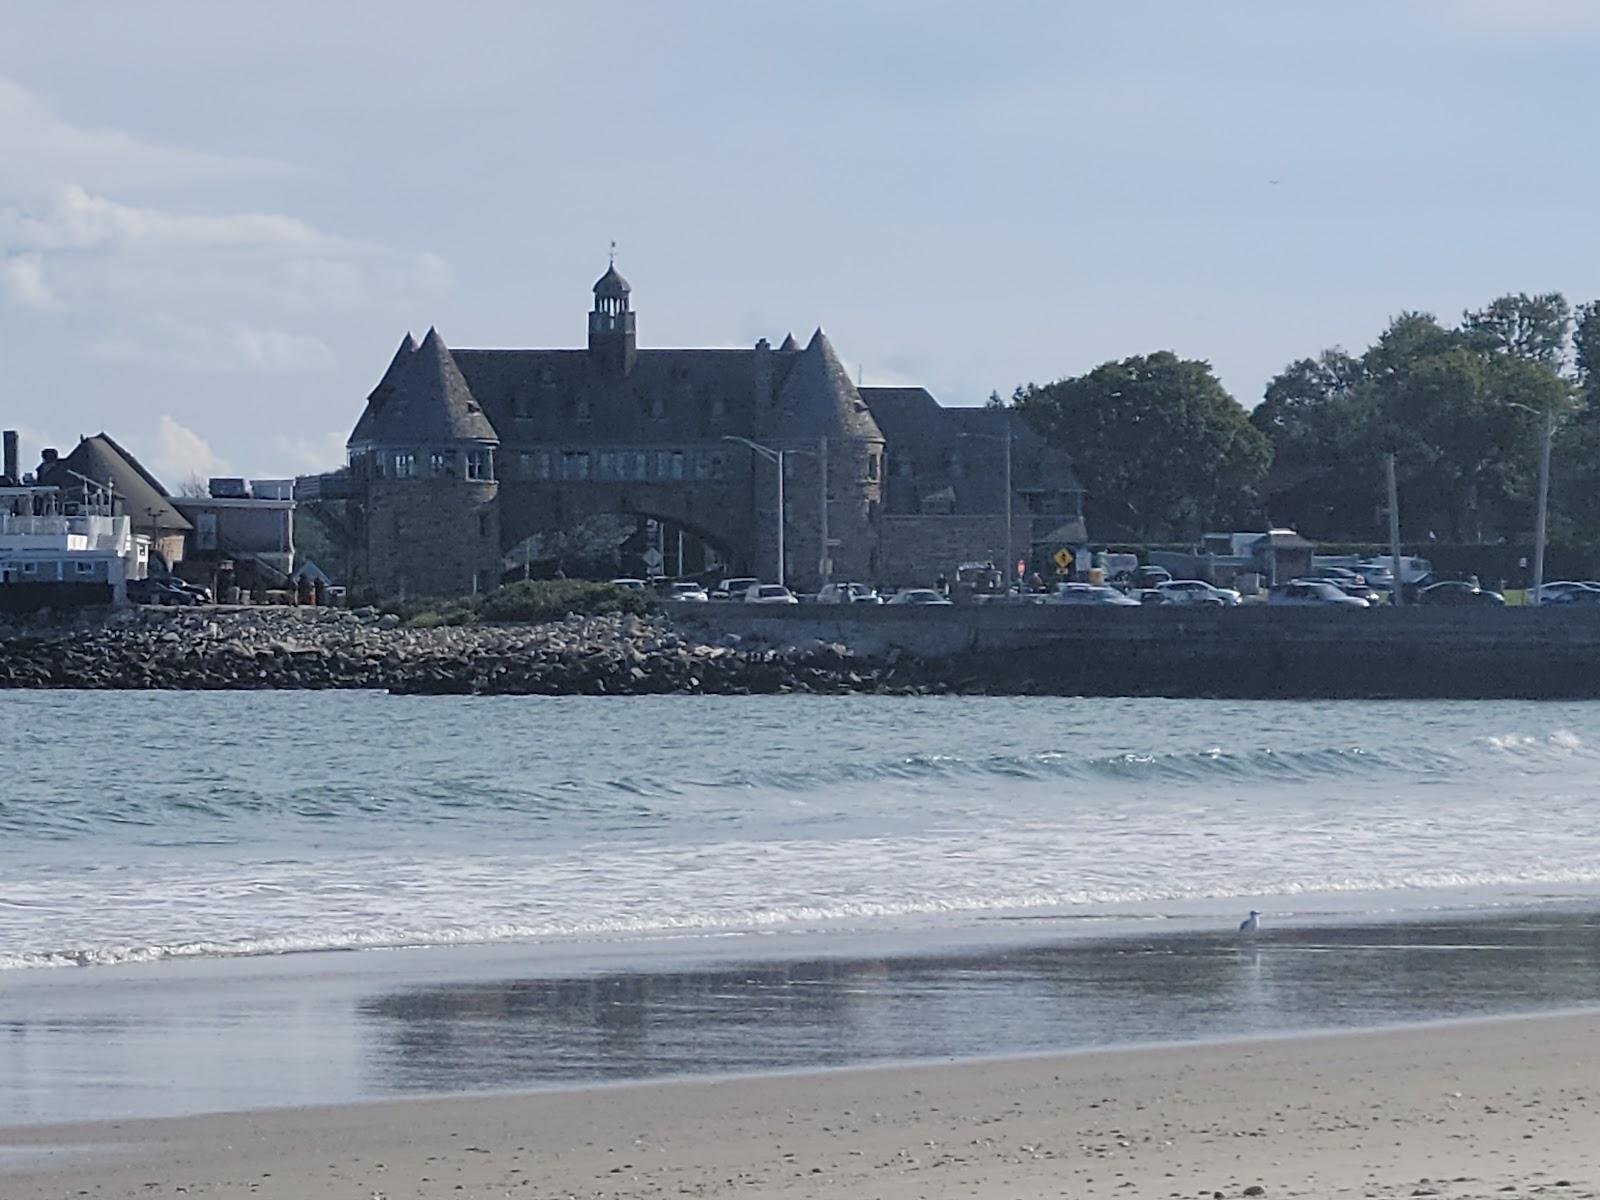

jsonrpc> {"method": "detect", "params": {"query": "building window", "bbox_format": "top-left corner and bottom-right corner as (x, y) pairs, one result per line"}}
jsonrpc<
(478, 512), (491, 538)
(430, 450), (455, 477)
(574, 395), (592, 422)
(560, 451), (591, 481)
(650, 395), (665, 419)
(515, 392), (534, 420)
(709, 452), (727, 480)
(710, 394), (726, 419)
(76, 561), (96, 575)
(195, 512), (219, 551)
(867, 452), (880, 482)
(392, 451), (416, 479)
(627, 451), (647, 481)
(22, 561), (37, 574)
(465, 449), (492, 481)
(520, 451), (550, 480)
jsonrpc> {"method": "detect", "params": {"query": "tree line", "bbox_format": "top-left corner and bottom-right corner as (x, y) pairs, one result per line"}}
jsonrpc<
(1008, 293), (1600, 546)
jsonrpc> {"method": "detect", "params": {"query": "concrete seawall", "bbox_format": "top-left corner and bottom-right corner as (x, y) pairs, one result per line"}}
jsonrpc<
(674, 604), (1600, 699)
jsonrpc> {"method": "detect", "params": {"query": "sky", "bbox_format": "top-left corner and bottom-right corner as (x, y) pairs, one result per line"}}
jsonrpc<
(3, 0), (1599, 485)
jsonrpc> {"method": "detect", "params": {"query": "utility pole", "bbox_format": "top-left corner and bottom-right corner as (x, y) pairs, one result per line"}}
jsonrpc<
(723, 435), (787, 587)
(1386, 453), (1404, 607)
(1003, 417), (1013, 590)
(817, 435), (829, 585)
(1532, 405), (1553, 606)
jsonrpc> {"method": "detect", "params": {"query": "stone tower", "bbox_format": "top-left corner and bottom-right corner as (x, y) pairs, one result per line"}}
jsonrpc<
(767, 328), (886, 588)
(346, 328), (502, 597)
(588, 263), (637, 377)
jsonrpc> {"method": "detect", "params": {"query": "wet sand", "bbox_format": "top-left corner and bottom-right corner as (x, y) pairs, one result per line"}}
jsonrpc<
(4, 1009), (1597, 1199)
(8, 910), (1600, 1127)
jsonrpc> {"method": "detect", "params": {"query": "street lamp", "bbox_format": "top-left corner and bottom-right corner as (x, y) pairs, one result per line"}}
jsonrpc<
(1505, 401), (1557, 605)
(958, 414), (1015, 591)
(723, 435), (797, 588)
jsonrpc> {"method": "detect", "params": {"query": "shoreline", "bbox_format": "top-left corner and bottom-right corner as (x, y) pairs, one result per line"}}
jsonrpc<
(6, 1009), (1597, 1197)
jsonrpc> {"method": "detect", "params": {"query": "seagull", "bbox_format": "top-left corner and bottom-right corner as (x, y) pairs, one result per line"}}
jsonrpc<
(1238, 910), (1261, 934)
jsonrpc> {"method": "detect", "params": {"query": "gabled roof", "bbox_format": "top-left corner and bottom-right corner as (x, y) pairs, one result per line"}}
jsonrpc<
(350, 328), (498, 446)
(36, 433), (191, 532)
(775, 329), (883, 442)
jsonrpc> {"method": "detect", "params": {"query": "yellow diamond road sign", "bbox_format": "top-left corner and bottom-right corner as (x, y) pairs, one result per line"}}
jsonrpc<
(1053, 548), (1073, 571)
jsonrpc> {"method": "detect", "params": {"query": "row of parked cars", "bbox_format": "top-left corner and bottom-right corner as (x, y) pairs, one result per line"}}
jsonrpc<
(126, 576), (215, 606)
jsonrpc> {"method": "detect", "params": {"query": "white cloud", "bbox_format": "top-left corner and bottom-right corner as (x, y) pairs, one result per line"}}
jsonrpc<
(273, 430), (350, 475)
(1423, 0), (1600, 35)
(2, 185), (449, 372)
(91, 317), (336, 374)
(145, 415), (232, 486)
(0, 76), (285, 193)
(0, 253), (57, 311)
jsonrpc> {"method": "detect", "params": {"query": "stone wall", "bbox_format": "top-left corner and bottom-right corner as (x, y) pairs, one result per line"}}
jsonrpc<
(876, 514), (1035, 588)
(363, 478), (500, 598)
(673, 602), (1600, 699)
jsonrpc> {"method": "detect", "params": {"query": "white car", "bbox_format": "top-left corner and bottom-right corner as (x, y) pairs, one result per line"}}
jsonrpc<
(817, 581), (881, 605)
(711, 577), (759, 601)
(1269, 580), (1369, 608)
(668, 581), (709, 602)
(1155, 579), (1242, 606)
(609, 578), (647, 591)
(1533, 581), (1600, 604)
(886, 588), (953, 606)
(744, 584), (799, 605)
(1047, 583), (1141, 607)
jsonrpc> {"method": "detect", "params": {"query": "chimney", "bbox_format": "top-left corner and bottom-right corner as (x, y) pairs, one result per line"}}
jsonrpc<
(2, 430), (16, 483)
(41, 447), (58, 464)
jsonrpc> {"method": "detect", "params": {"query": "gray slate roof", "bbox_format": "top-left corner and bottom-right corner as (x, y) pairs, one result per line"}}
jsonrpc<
(593, 265), (631, 298)
(775, 329), (883, 442)
(350, 328), (498, 446)
(36, 433), (191, 532)
(349, 332), (417, 445)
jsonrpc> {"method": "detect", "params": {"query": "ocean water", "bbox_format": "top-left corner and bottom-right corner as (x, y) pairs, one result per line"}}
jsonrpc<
(4, 692), (1600, 972)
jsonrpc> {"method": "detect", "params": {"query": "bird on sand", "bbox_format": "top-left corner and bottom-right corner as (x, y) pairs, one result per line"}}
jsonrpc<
(1238, 910), (1261, 933)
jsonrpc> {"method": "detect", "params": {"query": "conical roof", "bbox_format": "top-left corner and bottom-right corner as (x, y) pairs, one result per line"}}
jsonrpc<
(355, 328), (497, 445)
(349, 332), (418, 445)
(778, 332), (798, 352)
(36, 434), (191, 532)
(593, 263), (631, 299)
(776, 328), (883, 441)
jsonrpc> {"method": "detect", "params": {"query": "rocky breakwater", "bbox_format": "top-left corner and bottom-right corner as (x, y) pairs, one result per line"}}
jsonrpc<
(0, 606), (919, 694)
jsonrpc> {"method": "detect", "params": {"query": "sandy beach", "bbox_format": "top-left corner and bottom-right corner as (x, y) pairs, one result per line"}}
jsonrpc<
(4, 1009), (1596, 1200)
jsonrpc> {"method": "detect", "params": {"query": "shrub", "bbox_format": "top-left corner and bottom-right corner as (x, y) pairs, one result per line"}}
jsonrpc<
(478, 579), (653, 624)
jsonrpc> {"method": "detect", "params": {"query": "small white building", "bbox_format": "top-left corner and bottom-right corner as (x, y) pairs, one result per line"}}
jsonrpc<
(0, 487), (147, 605)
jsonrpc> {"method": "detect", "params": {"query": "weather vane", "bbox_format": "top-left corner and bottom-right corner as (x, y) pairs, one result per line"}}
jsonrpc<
(608, 239), (617, 268)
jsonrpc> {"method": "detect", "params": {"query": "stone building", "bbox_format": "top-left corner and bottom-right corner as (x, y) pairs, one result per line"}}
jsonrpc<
(335, 265), (1083, 597)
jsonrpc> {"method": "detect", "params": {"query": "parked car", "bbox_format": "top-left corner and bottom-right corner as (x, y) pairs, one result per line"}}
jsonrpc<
(1304, 566), (1366, 586)
(817, 582), (882, 605)
(168, 579), (214, 603)
(127, 577), (202, 606)
(1048, 583), (1141, 607)
(609, 577), (647, 591)
(1533, 581), (1600, 604)
(1270, 580), (1370, 608)
(1541, 585), (1600, 606)
(667, 581), (708, 602)
(711, 577), (759, 601)
(886, 588), (954, 606)
(744, 583), (798, 605)
(1128, 565), (1173, 589)
(1154, 579), (1242, 607)
(1417, 581), (1506, 606)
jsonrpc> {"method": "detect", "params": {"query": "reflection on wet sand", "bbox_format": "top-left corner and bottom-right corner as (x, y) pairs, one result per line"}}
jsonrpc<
(4, 912), (1599, 1126)
(358, 915), (1600, 1097)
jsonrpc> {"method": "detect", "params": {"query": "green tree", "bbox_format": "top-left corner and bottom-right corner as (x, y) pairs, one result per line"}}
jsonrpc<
(1014, 352), (1269, 540)
(1256, 296), (1581, 543)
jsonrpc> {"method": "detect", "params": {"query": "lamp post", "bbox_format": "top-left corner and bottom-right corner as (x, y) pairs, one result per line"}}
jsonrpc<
(1505, 401), (1557, 605)
(723, 435), (789, 588)
(959, 415), (1014, 591)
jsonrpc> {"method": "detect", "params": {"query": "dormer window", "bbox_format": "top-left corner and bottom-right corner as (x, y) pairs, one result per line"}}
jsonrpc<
(465, 448), (493, 481)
